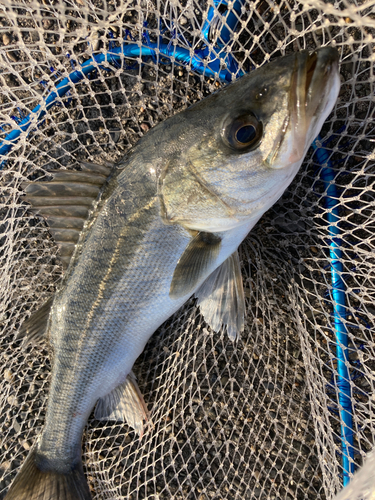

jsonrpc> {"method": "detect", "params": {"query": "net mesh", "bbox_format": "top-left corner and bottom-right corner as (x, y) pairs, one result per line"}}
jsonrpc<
(0, 0), (374, 498)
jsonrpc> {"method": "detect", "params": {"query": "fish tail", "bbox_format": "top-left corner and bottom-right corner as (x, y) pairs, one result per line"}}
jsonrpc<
(5, 448), (92, 500)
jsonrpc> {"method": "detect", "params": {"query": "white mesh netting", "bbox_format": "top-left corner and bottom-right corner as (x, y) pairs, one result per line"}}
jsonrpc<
(0, 0), (374, 498)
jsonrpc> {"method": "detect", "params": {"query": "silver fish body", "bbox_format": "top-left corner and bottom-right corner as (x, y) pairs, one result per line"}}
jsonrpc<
(6, 47), (340, 500)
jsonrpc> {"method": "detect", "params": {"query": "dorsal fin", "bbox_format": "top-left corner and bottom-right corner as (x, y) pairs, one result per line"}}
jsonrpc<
(16, 298), (53, 345)
(22, 162), (114, 269)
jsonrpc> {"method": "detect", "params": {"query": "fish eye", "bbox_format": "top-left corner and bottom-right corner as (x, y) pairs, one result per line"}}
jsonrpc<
(223, 114), (263, 151)
(236, 125), (256, 143)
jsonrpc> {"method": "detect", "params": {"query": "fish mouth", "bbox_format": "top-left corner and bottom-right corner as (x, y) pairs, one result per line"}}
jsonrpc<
(294, 47), (339, 126)
(265, 47), (339, 168)
(288, 47), (340, 161)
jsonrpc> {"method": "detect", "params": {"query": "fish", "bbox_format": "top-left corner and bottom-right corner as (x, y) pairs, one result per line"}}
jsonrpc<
(5, 47), (340, 500)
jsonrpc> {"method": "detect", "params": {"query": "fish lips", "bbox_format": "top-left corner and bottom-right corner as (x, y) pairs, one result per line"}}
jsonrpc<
(303, 47), (340, 122)
(273, 47), (340, 167)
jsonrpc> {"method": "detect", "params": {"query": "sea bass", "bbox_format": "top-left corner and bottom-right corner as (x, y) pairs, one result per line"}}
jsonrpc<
(6, 47), (340, 500)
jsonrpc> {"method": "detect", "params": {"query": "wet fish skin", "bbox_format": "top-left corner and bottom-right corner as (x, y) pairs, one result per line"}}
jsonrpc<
(5, 47), (340, 500)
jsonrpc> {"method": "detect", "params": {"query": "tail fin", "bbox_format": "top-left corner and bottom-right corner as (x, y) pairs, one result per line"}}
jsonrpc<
(5, 448), (92, 500)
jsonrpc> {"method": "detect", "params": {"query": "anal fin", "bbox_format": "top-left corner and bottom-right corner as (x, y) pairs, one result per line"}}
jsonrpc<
(95, 371), (150, 437)
(195, 250), (245, 341)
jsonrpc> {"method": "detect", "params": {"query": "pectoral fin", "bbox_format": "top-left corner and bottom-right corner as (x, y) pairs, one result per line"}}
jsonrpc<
(195, 251), (245, 340)
(95, 371), (150, 437)
(22, 162), (114, 270)
(170, 232), (221, 300)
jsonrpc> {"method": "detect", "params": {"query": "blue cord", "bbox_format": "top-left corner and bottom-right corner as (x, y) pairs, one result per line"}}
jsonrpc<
(207, 6), (355, 482)
(313, 140), (354, 485)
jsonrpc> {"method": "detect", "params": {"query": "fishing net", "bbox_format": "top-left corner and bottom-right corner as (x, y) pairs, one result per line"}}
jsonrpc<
(0, 0), (374, 498)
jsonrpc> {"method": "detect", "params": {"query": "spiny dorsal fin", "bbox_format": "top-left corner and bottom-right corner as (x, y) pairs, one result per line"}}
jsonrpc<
(95, 371), (150, 437)
(195, 251), (245, 341)
(169, 231), (221, 300)
(22, 162), (114, 269)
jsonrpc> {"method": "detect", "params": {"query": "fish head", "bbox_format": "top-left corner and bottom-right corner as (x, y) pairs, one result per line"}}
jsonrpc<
(158, 47), (340, 232)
